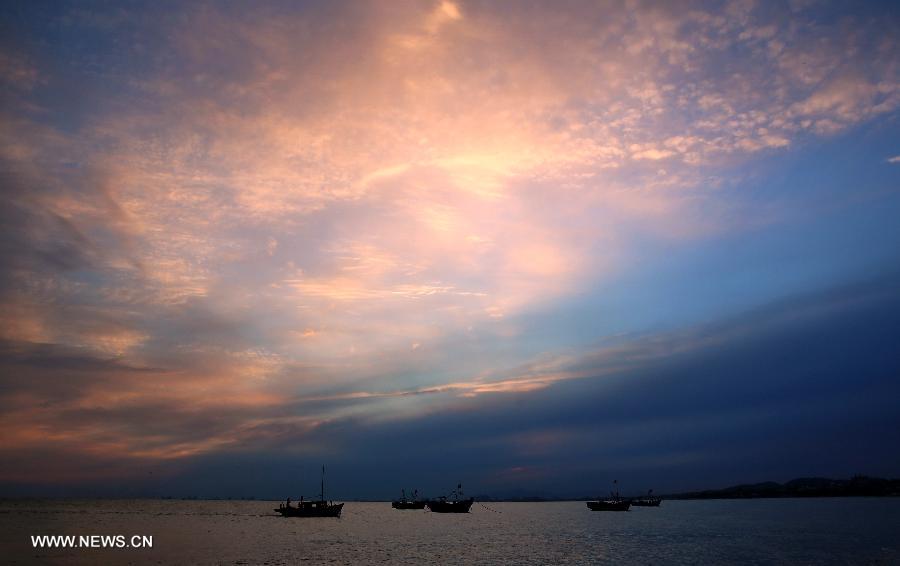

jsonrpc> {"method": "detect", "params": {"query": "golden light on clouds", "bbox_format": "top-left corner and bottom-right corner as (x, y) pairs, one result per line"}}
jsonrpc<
(1, 0), (898, 483)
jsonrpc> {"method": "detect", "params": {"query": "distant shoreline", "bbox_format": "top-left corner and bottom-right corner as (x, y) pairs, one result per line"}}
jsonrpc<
(472, 476), (900, 502)
(2, 476), (898, 502)
(1, 495), (898, 502)
(661, 475), (900, 500)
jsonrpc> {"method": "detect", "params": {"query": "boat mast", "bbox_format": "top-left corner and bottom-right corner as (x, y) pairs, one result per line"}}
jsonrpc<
(321, 465), (325, 501)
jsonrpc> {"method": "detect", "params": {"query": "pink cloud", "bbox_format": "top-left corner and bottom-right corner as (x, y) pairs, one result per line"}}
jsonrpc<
(1, 1), (897, 480)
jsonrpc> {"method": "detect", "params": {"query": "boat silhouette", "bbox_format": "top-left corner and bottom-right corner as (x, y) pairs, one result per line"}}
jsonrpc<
(631, 489), (662, 507)
(587, 479), (631, 511)
(392, 488), (426, 510)
(275, 465), (343, 517)
(425, 483), (474, 513)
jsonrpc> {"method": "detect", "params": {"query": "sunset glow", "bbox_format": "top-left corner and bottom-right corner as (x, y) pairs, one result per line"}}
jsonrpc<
(1, 1), (899, 497)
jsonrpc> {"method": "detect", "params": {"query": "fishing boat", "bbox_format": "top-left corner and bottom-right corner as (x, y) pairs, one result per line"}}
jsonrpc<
(586, 499), (631, 511)
(275, 466), (343, 517)
(425, 484), (474, 513)
(392, 488), (426, 510)
(587, 479), (631, 512)
(631, 489), (662, 507)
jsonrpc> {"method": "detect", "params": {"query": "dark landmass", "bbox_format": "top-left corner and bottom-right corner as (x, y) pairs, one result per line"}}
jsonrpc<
(664, 476), (900, 500)
(476, 476), (900, 502)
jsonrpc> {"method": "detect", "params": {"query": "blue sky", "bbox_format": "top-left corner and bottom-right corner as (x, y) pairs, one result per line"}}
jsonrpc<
(1, 0), (898, 498)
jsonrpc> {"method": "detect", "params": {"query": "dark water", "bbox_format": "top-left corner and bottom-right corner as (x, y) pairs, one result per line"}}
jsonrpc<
(2, 498), (898, 564)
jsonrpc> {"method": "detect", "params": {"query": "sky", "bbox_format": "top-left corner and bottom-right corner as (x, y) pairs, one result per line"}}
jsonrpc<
(1, 0), (899, 499)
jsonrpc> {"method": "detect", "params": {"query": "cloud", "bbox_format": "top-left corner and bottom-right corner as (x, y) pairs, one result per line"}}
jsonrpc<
(1, 1), (899, 493)
(4, 269), (899, 492)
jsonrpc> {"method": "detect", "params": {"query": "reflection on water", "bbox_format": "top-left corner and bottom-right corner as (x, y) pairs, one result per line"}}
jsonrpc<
(2, 498), (898, 564)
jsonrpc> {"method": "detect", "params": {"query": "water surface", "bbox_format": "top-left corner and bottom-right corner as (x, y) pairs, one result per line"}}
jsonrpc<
(2, 498), (898, 564)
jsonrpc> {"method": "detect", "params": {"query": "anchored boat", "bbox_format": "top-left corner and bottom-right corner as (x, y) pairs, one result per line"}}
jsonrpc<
(587, 479), (631, 512)
(392, 489), (426, 510)
(275, 465), (343, 517)
(586, 499), (631, 511)
(425, 484), (474, 513)
(631, 489), (662, 507)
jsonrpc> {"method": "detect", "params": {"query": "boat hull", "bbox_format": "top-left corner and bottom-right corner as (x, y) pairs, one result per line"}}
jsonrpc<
(392, 501), (426, 509)
(275, 502), (343, 517)
(425, 498), (474, 513)
(586, 500), (631, 511)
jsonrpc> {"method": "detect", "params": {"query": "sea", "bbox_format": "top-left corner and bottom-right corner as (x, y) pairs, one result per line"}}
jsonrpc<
(2, 498), (898, 564)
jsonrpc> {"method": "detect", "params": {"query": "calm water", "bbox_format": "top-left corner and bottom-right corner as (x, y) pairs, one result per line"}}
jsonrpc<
(2, 498), (898, 564)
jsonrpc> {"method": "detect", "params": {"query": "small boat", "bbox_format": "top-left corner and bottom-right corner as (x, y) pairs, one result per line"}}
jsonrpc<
(587, 479), (631, 512)
(392, 489), (426, 510)
(276, 499), (344, 517)
(275, 466), (343, 518)
(631, 489), (662, 507)
(425, 483), (474, 513)
(586, 499), (631, 511)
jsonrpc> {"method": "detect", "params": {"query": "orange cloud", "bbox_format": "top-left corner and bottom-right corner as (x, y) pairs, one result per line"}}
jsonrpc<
(1, 1), (897, 480)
